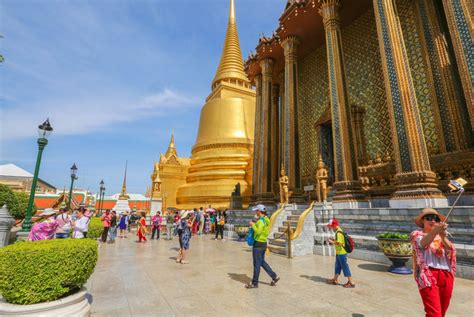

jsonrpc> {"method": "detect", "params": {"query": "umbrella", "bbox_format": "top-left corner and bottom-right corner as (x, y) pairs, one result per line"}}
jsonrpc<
(206, 208), (216, 213)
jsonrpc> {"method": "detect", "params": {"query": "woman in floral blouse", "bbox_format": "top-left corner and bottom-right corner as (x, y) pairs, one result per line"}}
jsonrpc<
(411, 208), (456, 317)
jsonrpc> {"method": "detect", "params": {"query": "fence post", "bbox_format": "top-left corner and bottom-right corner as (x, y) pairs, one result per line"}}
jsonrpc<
(287, 221), (292, 259)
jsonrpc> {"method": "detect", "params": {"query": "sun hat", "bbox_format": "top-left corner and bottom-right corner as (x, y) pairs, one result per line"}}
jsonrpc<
(415, 208), (446, 227)
(252, 204), (266, 212)
(325, 218), (339, 228)
(39, 208), (56, 217)
(181, 210), (191, 218)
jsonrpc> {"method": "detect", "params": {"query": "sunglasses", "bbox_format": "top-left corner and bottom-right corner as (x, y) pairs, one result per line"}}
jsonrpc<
(423, 214), (441, 222)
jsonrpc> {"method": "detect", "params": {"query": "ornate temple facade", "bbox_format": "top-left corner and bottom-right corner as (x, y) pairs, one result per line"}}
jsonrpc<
(174, 0), (256, 209)
(150, 134), (189, 210)
(246, 0), (474, 208)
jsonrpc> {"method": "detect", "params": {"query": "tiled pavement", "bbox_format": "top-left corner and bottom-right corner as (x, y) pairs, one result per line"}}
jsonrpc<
(87, 234), (473, 317)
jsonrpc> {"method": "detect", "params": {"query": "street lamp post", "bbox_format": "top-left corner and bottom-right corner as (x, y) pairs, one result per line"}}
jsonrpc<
(99, 180), (105, 215)
(22, 119), (53, 231)
(68, 163), (78, 209)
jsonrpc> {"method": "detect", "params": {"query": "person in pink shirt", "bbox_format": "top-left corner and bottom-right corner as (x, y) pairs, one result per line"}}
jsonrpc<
(100, 209), (112, 243)
(151, 212), (162, 240)
(54, 208), (72, 239)
(28, 209), (59, 241)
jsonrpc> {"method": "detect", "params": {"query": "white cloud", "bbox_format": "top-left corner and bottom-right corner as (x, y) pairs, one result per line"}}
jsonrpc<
(0, 88), (200, 140)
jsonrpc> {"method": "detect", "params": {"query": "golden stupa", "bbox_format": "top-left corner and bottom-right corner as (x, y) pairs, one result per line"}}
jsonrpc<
(176, 0), (256, 209)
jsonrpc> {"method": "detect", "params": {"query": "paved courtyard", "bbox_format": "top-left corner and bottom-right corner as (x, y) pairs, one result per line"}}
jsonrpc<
(88, 234), (473, 317)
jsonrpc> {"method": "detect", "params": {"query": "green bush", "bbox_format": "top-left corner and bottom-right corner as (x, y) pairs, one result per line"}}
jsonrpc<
(86, 217), (103, 239)
(0, 239), (98, 305)
(0, 184), (36, 220)
(377, 232), (410, 240)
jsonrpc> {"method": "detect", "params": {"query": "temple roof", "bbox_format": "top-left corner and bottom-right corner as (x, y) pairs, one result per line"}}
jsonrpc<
(165, 132), (178, 158)
(212, 0), (249, 88)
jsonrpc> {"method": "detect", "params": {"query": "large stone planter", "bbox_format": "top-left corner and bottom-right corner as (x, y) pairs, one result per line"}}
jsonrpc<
(0, 287), (90, 316)
(234, 226), (249, 241)
(377, 238), (413, 275)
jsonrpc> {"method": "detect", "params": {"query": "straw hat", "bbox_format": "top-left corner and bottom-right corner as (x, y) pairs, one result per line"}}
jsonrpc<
(415, 208), (446, 227)
(181, 210), (192, 218)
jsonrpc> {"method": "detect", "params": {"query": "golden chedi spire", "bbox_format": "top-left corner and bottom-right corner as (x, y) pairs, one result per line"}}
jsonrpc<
(165, 131), (178, 158)
(176, 0), (256, 209)
(119, 161), (130, 200)
(212, 0), (249, 89)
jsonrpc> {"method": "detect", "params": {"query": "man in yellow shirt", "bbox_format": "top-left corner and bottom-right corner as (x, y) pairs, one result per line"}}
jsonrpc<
(326, 218), (355, 288)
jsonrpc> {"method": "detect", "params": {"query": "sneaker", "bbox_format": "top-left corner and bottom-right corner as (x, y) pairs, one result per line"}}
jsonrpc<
(245, 283), (258, 289)
(221, 239), (225, 242)
(270, 276), (280, 286)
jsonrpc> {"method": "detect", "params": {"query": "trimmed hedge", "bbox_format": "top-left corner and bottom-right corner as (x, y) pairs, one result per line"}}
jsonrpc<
(0, 239), (98, 305)
(86, 217), (103, 239)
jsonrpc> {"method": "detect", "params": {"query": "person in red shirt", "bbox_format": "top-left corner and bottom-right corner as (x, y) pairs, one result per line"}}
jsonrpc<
(100, 209), (112, 243)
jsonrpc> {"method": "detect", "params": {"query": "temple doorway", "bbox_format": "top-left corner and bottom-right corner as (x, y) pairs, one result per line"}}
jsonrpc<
(319, 122), (335, 186)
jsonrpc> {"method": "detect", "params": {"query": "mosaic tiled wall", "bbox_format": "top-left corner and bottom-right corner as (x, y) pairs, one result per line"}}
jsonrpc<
(297, 7), (392, 179)
(397, 0), (440, 154)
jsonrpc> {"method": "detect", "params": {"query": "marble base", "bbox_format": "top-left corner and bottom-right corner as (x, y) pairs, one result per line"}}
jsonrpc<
(150, 200), (162, 216)
(113, 200), (131, 215)
(332, 200), (370, 209)
(389, 197), (449, 208)
(0, 287), (90, 316)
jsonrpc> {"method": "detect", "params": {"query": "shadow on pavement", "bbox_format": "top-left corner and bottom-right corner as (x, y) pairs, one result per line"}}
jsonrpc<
(300, 274), (327, 284)
(227, 273), (251, 285)
(169, 247), (180, 251)
(357, 263), (389, 272)
(352, 314), (365, 317)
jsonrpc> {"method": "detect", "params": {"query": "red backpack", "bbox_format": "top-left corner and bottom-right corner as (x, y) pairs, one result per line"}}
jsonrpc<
(337, 231), (355, 253)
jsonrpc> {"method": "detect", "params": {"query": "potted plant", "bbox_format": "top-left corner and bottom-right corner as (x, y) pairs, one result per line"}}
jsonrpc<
(234, 225), (249, 241)
(376, 232), (413, 275)
(0, 239), (98, 316)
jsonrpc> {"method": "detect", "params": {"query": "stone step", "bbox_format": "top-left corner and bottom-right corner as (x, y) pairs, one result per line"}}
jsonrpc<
(278, 225), (296, 233)
(268, 244), (287, 255)
(287, 215), (300, 221)
(268, 238), (287, 247)
(283, 220), (298, 227)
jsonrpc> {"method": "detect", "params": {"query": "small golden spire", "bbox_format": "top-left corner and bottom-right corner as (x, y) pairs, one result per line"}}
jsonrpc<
(119, 161), (130, 200)
(165, 131), (178, 158)
(212, 0), (249, 88)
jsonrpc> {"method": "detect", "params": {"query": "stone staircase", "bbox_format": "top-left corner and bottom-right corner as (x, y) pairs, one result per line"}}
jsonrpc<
(268, 205), (309, 255)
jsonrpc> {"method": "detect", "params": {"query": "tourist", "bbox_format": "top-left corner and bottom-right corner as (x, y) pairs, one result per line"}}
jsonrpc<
(326, 218), (355, 288)
(82, 208), (92, 238)
(55, 208), (72, 239)
(100, 209), (112, 243)
(177, 210), (194, 264)
(137, 211), (148, 243)
(118, 212), (128, 238)
(210, 212), (216, 233)
(411, 208), (456, 317)
(166, 211), (174, 240)
(192, 208), (199, 235)
(108, 210), (117, 243)
(204, 212), (210, 234)
(28, 208), (59, 241)
(72, 208), (89, 239)
(198, 207), (205, 235)
(151, 211), (162, 240)
(127, 212), (132, 233)
(245, 204), (279, 289)
(214, 210), (225, 241)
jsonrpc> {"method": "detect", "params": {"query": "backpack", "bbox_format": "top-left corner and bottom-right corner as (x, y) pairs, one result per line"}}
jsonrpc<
(246, 218), (266, 247)
(337, 230), (355, 253)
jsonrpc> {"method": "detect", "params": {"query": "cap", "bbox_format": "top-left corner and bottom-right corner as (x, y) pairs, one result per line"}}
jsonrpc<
(252, 204), (266, 212)
(325, 218), (339, 228)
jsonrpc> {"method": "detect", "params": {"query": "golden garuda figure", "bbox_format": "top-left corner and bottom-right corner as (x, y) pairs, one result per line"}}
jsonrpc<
(279, 165), (289, 204)
(315, 155), (328, 203)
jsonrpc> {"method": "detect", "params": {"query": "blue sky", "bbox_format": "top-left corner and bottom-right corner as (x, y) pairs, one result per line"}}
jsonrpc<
(0, 0), (284, 195)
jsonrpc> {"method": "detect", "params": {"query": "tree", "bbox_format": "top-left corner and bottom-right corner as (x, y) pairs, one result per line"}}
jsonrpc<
(0, 184), (36, 220)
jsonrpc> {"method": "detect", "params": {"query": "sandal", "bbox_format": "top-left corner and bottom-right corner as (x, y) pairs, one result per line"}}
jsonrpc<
(326, 279), (338, 285)
(180, 260), (189, 264)
(343, 282), (355, 288)
(176, 259), (181, 263)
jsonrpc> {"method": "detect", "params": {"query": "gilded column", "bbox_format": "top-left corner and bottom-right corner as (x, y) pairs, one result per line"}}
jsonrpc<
(252, 74), (262, 197)
(281, 36), (304, 202)
(415, 0), (473, 151)
(441, 0), (474, 130)
(256, 58), (274, 201)
(271, 84), (280, 194)
(373, 0), (447, 207)
(319, 0), (366, 206)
